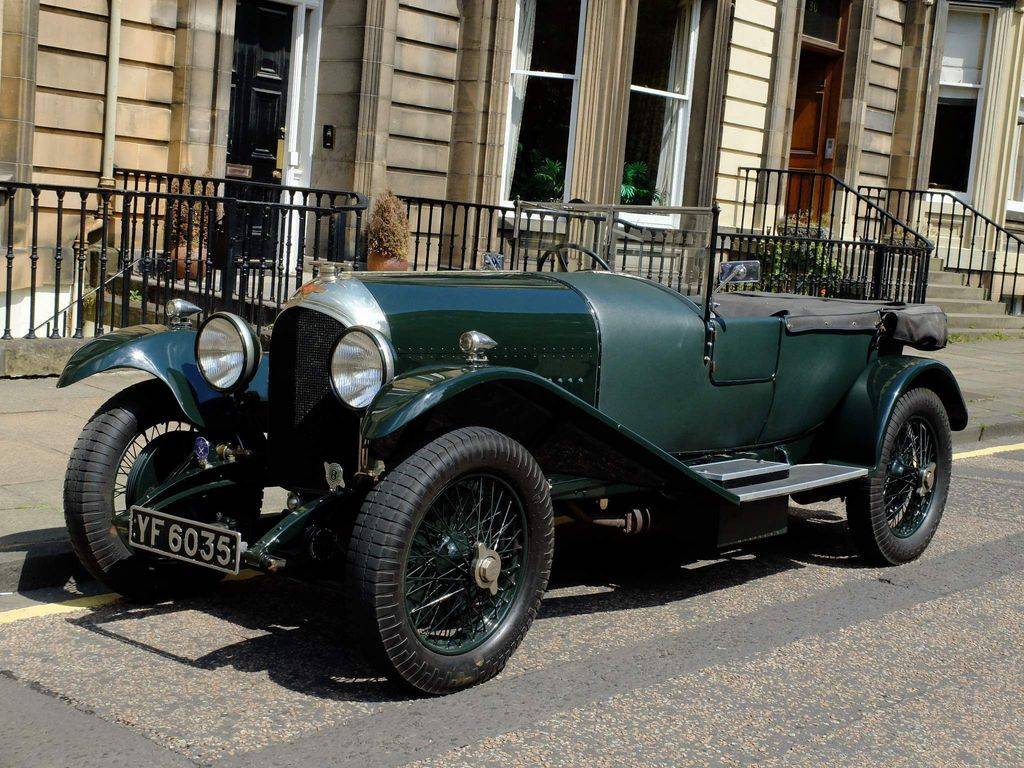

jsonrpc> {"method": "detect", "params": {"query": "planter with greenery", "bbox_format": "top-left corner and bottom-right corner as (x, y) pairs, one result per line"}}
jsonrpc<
(366, 191), (410, 271)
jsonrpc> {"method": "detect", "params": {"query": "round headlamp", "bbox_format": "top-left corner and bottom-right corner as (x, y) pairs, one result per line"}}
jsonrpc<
(195, 312), (260, 392)
(329, 327), (395, 409)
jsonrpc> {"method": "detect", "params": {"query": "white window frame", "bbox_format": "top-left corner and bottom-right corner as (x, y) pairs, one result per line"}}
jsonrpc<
(930, 4), (992, 204)
(500, 0), (589, 205)
(619, 0), (701, 229)
(1007, 70), (1024, 214)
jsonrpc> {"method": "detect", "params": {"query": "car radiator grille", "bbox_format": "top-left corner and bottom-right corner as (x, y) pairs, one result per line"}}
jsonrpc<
(269, 307), (359, 488)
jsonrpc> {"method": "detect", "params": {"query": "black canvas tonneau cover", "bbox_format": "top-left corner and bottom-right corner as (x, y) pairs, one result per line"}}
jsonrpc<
(714, 292), (947, 351)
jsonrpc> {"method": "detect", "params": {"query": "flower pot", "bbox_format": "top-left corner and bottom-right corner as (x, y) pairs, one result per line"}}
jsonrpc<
(171, 244), (204, 281)
(367, 251), (409, 272)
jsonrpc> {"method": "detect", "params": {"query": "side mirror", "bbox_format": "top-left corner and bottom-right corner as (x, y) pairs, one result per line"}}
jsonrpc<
(716, 260), (761, 290)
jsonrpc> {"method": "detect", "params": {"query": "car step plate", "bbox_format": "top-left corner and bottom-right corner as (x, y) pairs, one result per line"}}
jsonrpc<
(129, 506), (242, 574)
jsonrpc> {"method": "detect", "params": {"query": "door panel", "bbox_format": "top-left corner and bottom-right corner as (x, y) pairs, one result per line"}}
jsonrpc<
(760, 331), (874, 443)
(227, 1), (293, 185)
(710, 317), (782, 385)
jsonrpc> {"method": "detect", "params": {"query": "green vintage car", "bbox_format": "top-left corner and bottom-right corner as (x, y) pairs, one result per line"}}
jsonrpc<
(58, 225), (966, 694)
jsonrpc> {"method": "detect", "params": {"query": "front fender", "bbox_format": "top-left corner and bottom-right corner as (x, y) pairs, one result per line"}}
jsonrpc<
(362, 365), (739, 502)
(827, 355), (968, 469)
(57, 324), (268, 427)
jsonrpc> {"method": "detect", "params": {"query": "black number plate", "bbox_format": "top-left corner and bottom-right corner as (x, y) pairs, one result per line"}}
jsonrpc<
(129, 506), (241, 574)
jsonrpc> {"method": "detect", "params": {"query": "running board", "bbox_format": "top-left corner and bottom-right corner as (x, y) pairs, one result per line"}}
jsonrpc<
(730, 464), (868, 502)
(691, 458), (868, 503)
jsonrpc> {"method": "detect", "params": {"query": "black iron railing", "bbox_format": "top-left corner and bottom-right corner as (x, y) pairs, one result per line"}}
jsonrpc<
(726, 168), (933, 303)
(0, 178), (366, 339)
(859, 186), (1023, 312)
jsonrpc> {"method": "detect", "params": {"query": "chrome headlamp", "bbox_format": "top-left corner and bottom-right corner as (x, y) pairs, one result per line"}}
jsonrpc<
(329, 326), (395, 409)
(195, 312), (261, 392)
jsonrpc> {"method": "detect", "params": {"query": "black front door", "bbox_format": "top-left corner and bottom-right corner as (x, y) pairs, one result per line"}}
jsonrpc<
(227, 0), (293, 186)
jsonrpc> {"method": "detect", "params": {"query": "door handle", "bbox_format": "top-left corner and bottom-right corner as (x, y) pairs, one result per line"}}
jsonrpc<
(273, 126), (286, 180)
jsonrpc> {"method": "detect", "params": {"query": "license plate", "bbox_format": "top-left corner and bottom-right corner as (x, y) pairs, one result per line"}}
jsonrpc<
(129, 506), (241, 574)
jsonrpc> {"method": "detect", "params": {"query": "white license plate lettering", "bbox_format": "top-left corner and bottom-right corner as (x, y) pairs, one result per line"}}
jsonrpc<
(128, 507), (241, 574)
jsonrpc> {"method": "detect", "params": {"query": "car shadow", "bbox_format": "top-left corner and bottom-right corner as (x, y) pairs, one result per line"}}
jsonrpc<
(66, 507), (869, 702)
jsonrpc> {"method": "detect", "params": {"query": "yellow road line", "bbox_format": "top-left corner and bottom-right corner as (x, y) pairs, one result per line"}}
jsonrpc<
(953, 442), (1024, 461)
(0, 593), (119, 625)
(1, 443), (1023, 627)
(0, 570), (262, 626)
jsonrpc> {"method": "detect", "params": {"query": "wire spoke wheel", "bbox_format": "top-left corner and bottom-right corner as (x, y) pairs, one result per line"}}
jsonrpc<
(405, 473), (527, 655)
(883, 416), (938, 539)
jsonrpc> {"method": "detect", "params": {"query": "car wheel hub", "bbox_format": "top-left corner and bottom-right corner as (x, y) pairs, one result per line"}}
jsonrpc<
(405, 473), (527, 654)
(472, 542), (502, 595)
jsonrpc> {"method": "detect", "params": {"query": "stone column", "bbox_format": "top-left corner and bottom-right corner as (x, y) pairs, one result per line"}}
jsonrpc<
(569, 0), (637, 205)
(168, 0), (236, 177)
(0, 0), (39, 184)
(968, 5), (1024, 226)
(446, 0), (515, 205)
(352, 0), (400, 198)
(886, 0), (937, 193)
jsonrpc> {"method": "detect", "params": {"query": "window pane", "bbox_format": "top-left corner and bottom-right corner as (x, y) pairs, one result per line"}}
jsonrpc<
(941, 11), (987, 88)
(508, 77), (574, 201)
(622, 91), (683, 205)
(803, 0), (842, 43)
(515, 0), (582, 74)
(631, 0), (692, 93)
(929, 98), (977, 193)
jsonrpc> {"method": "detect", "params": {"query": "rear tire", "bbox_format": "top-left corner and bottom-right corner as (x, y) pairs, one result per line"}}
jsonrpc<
(846, 388), (952, 565)
(345, 427), (554, 695)
(64, 380), (259, 601)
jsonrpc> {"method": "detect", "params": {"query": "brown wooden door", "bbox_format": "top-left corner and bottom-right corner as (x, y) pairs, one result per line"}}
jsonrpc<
(787, 48), (844, 216)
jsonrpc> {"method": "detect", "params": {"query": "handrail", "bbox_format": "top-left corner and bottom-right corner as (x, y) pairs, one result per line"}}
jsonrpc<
(859, 184), (1023, 309)
(742, 167), (934, 249)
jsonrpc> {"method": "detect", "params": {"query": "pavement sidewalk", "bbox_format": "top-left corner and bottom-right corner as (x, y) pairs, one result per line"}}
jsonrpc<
(1, 340), (1022, 594)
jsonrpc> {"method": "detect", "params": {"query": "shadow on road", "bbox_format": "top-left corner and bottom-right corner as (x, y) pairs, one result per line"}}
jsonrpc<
(65, 508), (866, 702)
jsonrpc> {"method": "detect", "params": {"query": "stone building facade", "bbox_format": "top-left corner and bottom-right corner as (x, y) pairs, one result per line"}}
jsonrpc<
(2, 0), (1024, 331)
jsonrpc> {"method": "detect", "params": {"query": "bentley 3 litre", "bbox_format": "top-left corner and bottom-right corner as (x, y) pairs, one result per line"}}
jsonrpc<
(58, 204), (966, 694)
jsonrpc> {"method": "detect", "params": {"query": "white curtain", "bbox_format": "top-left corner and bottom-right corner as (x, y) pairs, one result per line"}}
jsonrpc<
(504, 0), (537, 198)
(655, 3), (690, 205)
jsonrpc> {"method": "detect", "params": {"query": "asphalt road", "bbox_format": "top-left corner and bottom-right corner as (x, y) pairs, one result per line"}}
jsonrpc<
(1, 440), (1023, 768)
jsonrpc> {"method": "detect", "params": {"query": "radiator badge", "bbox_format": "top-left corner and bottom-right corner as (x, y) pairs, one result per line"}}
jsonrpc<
(325, 462), (346, 493)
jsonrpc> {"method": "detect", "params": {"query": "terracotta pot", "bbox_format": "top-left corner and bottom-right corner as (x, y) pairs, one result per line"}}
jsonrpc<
(367, 251), (409, 272)
(171, 244), (204, 281)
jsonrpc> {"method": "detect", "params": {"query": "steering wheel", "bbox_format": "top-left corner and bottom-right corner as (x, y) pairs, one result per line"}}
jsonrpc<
(536, 243), (611, 272)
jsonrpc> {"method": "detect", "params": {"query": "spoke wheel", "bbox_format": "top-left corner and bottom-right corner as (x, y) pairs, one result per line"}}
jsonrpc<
(345, 427), (554, 695)
(847, 388), (952, 565)
(64, 380), (261, 601)
(882, 417), (938, 539)
(405, 474), (527, 654)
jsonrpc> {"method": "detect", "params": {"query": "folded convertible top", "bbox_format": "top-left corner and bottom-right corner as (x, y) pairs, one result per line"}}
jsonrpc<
(713, 292), (948, 351)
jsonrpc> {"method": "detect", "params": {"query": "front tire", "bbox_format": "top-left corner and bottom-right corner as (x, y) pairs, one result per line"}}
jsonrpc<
(345, 427), (554, 695)
(846, 388), (952, 565)
(64, 380), (257, 601)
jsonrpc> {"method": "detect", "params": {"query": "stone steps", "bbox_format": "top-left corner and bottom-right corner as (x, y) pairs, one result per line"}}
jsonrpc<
(925, 283), (985, 300)
(931, 297), (1011, 315)
(943, 313), (1024, 330)
(947, 327), (1024, 339)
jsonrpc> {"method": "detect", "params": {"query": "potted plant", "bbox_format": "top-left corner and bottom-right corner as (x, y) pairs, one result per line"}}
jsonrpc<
(366, 191), (410, 271)
(168, 179), (211, 281)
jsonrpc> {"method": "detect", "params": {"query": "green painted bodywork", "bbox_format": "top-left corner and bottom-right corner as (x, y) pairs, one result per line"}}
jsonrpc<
(828, 355), (968, 467)
(362, 364), (740, 502)
(356, 271), (966, 471)
(56, 324), (268, 427)
(357, 272), (599, 402)
(58, 271), (967, 508)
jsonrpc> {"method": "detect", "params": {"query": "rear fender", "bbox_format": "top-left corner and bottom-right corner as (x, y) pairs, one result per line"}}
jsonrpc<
(362, 366), (739, 503)
(57, 325), (268, 428)
(826, 355), (968, 469)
